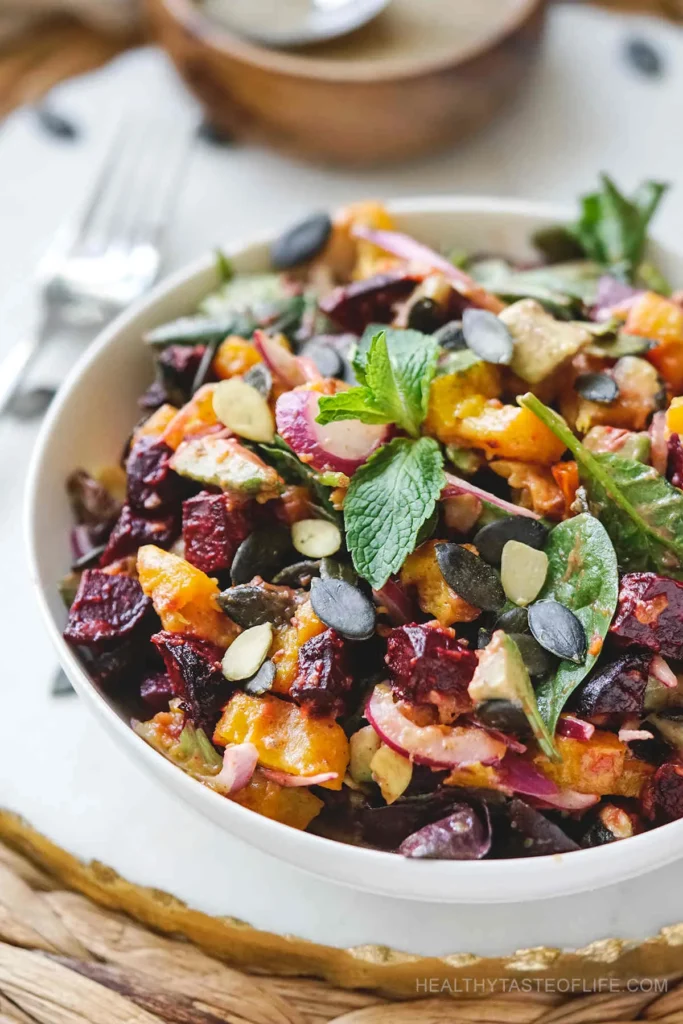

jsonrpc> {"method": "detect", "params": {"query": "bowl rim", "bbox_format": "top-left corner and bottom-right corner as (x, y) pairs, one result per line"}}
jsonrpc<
(152, 0), (545, 84)
(26, 193), (683, 904)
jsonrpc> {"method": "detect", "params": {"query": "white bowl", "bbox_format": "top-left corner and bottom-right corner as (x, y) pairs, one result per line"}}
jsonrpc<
(26, 196), (683, 904)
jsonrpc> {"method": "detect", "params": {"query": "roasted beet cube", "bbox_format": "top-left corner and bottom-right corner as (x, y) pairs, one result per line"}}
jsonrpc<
(64, 569), (151, 647)
(66, 469), (121, 531)
(157, 344), (206, 405)
(668, 432), (683, 490)
(182, 492), (250, 575)
(573, 652), (651, 720)
(643, 760), (683, 822)
(610, 572), (683, 660)
(81, 638), (141, 688)
(139, 378), (170, 412)
(152, 631), (230, 735)
(140, 670), (178, 713)
(319, 270), (421, 334)
(291, 629), (353, 718)
(126, 435), (183, 514)
(99, 504), (178, 566)
(385, 622), (477, 712)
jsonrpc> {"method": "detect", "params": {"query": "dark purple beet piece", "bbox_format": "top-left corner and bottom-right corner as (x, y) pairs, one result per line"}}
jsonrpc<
(157, 344), (207, 402)
(667, 432), (683, 489)
(319, 270), (421, 333)
(385, 622), (477, 711)
(151, 631), (230, 735)
(610, 572), (683, 660)
(643, 761), (683, 822)
(99, 504), (178, 566)
(66, 469), (121, 531)
(399, 803), (491, 860)
(506, 798), (580, 856)
(82, 639), (141, 688)
(139, 378), (170, 412)
(573, 652), (651, 719)
(64, 570), (151, 647)
(291, 629), (353, 719)
(182, 492), (251, 575)
(126, 435), (183, 514)
(140, 671), (178, 713)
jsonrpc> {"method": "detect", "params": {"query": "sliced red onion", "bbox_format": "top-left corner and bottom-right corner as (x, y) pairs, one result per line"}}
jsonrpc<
(532, 790), (600, 812)
(211, 743), (258, 796)
(591, 275), (643, 322)
(366, 683), (507, 768)
(556, 715), (595, 741)
(399, 803), (492, 860)
(372, 578), (413, 625)
(618, 727), (655, 744)
(498, 753), (559, 799)
(275, 387), (389, 475)
(260, 767), (339, 787)
(70, 524), (99, 562)
(351, 226), (505, 314)
(650, 654), (678, 689)
(442, 493), (483, 534)
(253, 329), (321, 388)
(442, 472), (541, 519)
(474, 724), (526, 755)
(650, 412), (668, 476)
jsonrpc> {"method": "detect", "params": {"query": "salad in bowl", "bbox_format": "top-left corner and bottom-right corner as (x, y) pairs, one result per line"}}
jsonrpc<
(58, 177), (683, 864)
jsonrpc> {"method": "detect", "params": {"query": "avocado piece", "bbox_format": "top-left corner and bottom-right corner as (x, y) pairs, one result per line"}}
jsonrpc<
(170, 436), (283, 500)
(349, 724), (382, 785)
(500, 299), (591, 385)
(469, 630), (559, 760)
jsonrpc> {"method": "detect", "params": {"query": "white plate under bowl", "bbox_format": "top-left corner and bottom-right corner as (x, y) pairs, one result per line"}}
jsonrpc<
(26, 196), (683, 904)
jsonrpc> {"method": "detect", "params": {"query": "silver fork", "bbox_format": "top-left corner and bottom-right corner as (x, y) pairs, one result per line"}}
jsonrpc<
(0, 116), (194, 418)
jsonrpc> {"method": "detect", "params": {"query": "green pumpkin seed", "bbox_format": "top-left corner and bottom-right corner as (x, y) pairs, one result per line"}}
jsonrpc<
(222, 623), (273, 681)
(501, 541), (548, 607)
(310, 577), (376, 641)
(217, 584), (295, 628)
(292, 519), (342, 559)
(435, 543), (505, 612)
(528, 600), (587, 664)
(474, 517), (548, 565)
(243, 659), (276, 696)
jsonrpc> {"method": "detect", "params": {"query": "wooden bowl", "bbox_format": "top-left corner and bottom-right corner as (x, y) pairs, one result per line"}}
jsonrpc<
(144, 0), (548, 166)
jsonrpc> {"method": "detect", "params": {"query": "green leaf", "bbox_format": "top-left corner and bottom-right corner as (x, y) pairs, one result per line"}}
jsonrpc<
(317, 328), (439, 437)
(469, 258), (601, 318)
(255, 436), (342, 525)
(214, 248), (234, 283)
(519, 393), (683, 578)
(344, 436), (445, 589)
(499, 633), (560, 760)
(534, 514), (619, 734)
(569, 175), (668, 281)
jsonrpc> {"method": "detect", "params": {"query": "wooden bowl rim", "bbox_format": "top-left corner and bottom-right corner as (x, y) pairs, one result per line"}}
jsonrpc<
(152, 0), (546, 83)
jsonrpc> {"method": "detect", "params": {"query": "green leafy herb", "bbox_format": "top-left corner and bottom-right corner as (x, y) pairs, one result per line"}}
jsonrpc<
(317, 328), (439, 437)
(569, 175), (668, 282)
(469, 258), (601, 319)
(256, 436), (341, 525)
(534, 514), (619, 733)
(215, 249), (234, 283)
(344, 436), (445, 589)
(500, 633), (560, 760)
(519, 393), (683, 578)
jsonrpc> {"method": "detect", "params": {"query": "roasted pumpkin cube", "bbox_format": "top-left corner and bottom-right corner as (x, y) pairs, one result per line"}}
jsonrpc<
(271, 599), (325, 694)
(231, 770), (323, 830)
(491, 460), (565, 519)
(134, 403), (179, 443)
(214, 336), (262, 380)
(161, 384), (220, 451)
(137, 544), (238, 648)
(451, 403), (567, 464)
(534, 731), (652, 796)
(214, 692), (348, 789)
(625, 291), (683, 392)
(425, 361), (501, 443)
(401, 539), (480, 628)
(564, 356), (663, 434)
(667, 396), (683, 435)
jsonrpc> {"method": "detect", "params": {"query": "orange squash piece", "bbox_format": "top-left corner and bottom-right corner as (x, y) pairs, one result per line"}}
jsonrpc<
(271, 600), (325, 695)
(214, 336), (262, 380)
(626, 291), (683, 391)
(491, 461), (565, 519)
(667, 396), (683, 435)
(451, 403), (567, 464)
(214, 692), (348, 790)
(534, 731), (653, 797)
(551, 460), (579, 518)
(400, 539), (480, 628)
(161, 384), (220, 450)
(424, 363), (501, 444)
(137, 545), (238, 648)
(232, 770), (323, 829)
(134, 403), (179, 442)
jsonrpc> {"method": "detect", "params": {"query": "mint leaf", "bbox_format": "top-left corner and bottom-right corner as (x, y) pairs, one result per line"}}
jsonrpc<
(317, 328), (439, 437)
(344, 436), (445, 589)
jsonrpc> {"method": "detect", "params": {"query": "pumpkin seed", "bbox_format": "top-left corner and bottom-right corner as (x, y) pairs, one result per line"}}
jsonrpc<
(292, 519), (342, 559)
(298, 340), (343, 379)
(528, 600), (587, 664)
(477, 628), (493, 650)
(501, 541), (548, 607)
(271, 212), (332, 270)
(222, 623), (273, 681)
(508, 633), (556, 679)
(476, 699), (530, 736)
(72, 544), (107, 571)
(310, 577), (376, 640)
(212, 378), (275, 443)
(407, 298), (441, 334)
(435, 543), (505, 612)
(320, 557), (356, 584)
(191, 337), (222, 393)
(243, 659), (276, 696)
(217, 584), (295, 628)
(474, 516), (548, 565)
(434, 320), (467, 351)
(243, 363), (272, 398)
(495, 605), (529, 633)
(272, 560), (321, 587)
(462, 308), (514, 365)
(586, 332), (655, 359)
(230, 527), (292, 585)
(574, 372), (619, 404)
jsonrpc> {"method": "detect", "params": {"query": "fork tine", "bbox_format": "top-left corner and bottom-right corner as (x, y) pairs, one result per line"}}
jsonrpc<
(66, 121), (130, 255)
(81, 121), (149, 255)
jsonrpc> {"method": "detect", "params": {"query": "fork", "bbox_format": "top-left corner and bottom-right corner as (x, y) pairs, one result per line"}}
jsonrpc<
(0, 116), (194, 418)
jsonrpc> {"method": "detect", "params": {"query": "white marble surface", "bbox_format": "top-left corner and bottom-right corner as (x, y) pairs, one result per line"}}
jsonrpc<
(3, 3), (683, 957)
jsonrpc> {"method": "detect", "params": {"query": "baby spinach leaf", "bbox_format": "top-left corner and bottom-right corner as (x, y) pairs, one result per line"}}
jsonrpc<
(519, 393), (683, 579)
(534, 514), (619, 733)
(256, 436), (341, 525)
(344, 436), (445, 589)
(469, 258), (601, 318)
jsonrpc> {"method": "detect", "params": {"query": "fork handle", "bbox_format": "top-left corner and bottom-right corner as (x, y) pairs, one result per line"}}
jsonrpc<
(0, 333), (43, 416)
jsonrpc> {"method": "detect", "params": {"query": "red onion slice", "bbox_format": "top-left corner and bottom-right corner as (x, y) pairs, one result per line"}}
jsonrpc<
(351, 226), (505, 314)
(650, 412), (668, 476)
(253, 329), (321, 388)
(372, 579), (413, 625)
(650, 654), (678, 689)
(260, 767), (339, 787)
(618, 727), (654, 744)
(556, 715), (595, 741)
(498, 753), (559, 799)
(366, 683), (507, 768)
(276, 387), (389, 475)
(443, 472), (541, 519)
(591, 275), (643, 322)
(531, 790), (600, 812)
(211, 743), (258, 795)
